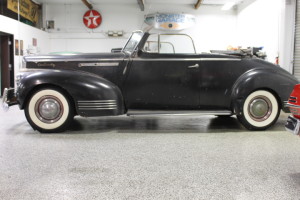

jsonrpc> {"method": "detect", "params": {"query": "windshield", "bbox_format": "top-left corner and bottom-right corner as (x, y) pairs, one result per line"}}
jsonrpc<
(122, 31), (144, 53)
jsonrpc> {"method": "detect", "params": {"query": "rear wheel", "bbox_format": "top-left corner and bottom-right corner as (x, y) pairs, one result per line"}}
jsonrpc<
(237, 90), (280, 130)
(25, 87), (74, 133)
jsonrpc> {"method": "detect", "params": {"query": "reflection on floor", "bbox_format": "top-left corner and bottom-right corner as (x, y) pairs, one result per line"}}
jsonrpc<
(1, 105), (300, 200)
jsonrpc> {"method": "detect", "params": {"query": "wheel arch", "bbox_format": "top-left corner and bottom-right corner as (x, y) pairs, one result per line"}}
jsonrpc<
(22, 83), (77, 115)
(18, 69), (125, 117)
(230, 68), (291, 115)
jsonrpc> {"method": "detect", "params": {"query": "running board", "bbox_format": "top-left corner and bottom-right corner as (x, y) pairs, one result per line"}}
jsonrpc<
(127, 110), (232, 116)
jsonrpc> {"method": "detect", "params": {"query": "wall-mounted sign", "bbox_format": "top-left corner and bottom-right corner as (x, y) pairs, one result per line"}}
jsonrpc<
(15, 39), (19, 56)
(145, 13), (196, 31)
(7, 0), (39, 24)
(20, 40), (24, 56)
(83, 10), (102, 29)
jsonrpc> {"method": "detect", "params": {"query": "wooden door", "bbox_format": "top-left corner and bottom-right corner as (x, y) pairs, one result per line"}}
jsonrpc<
(1, 34), (14, 96)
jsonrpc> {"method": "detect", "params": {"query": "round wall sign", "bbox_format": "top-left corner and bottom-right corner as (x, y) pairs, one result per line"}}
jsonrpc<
(83, 10), (102, 29)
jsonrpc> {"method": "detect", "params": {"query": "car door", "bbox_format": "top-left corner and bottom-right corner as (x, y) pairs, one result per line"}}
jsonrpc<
(123, 52), (201, 110)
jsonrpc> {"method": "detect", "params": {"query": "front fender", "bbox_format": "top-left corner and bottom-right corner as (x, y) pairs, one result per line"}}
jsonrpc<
(231, 68), (298, 114)
(17, 69), (125, 117)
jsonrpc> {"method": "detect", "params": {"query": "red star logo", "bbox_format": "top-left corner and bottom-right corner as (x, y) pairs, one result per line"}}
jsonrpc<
(83, 10), (102, 29)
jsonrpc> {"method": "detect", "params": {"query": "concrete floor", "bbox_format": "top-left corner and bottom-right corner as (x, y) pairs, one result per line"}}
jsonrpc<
(1, 105), (300, 200)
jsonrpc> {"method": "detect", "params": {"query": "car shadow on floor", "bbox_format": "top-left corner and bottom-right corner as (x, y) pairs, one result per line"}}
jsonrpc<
(66, 115), (246, 134)
(8, 114), (287, 135)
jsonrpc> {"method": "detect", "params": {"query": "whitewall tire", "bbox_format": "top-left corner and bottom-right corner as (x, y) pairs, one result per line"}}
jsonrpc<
(25, 88), (74, 133)
(237, 90), (280, 130)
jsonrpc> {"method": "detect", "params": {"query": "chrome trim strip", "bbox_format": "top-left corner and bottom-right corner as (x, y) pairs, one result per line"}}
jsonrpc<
(79, 108), (117, 110)
(20, 68), (49, 72)
(78, 105), (117, 108)
(127, 110), (232, 116)
(78, 103), (116, 106)
(132, 58), (241, 62)
(200, 58), (241, 61)
(78, 100), (116, 103)
(31, 58), (124, 62)
(78, 62), (119, 67)
(78, 105), (116, 107)
(77, 100), (117, 110)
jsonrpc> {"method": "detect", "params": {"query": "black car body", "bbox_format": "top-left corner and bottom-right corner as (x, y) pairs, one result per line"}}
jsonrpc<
(2, 31), (299, 132)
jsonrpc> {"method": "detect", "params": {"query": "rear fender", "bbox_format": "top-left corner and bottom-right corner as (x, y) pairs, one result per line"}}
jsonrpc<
(18, 69), (125, 117)
(231, 68), (296, 114)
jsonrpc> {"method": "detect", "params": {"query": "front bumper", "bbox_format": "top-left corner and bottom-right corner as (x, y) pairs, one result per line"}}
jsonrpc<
(1, 88), (18, 111)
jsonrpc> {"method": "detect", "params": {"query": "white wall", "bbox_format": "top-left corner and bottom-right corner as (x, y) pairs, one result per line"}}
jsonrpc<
(0, 15), (50, 76)
(236, 0), (281, 64)
(43, 3), (237, 53)
(278, 0), (296, 73)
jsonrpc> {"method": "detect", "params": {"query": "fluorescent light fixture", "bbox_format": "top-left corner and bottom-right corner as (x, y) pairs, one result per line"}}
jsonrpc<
(222, 2), (235, 10)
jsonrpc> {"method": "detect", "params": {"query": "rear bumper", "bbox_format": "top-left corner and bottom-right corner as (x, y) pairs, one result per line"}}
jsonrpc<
(2, 88), (18, 111)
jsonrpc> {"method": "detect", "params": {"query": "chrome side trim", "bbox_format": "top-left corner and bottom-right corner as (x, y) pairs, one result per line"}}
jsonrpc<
(31, 58), (124, 63)
(79, 103), (116, 106)
(200, 58), (241, 61)
(79, 105), (117, 108)
(79, 108), (117, 110)
(78, 62), (119, 67)
(132, 58), (241, 62)
(20, 68), (49, 72)
(127, 110), (232, 116)
(78, 100), (116, 103)
(77, 100), (117, 110)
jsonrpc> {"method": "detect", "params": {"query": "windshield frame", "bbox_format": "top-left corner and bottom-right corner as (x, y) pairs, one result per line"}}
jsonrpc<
(122, 30), (144, 55)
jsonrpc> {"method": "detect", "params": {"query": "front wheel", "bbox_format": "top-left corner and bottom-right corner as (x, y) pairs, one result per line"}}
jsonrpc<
(25, 87), (74, 133)
(237, 90), (280, 130)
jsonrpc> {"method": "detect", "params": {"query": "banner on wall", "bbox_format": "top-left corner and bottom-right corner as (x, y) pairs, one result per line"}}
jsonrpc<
(7, 0), (39, 24)
(145, 13), (196, 31)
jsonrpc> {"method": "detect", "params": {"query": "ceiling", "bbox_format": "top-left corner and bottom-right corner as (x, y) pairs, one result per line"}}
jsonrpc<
(34, 0), (244, 6)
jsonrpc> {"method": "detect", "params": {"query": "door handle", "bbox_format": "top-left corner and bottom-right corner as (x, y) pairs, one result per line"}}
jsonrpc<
(188, 64), (199, 69)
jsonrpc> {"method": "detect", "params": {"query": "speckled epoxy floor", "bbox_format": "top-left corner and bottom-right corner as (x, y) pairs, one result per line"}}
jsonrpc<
(1, 105), (300, 200)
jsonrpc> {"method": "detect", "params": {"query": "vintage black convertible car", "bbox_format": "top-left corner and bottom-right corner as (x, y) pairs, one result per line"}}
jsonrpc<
(2, 30), (299, 132)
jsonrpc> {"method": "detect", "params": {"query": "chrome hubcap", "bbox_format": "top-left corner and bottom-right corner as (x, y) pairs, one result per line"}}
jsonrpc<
(248, 96), (272, 122)
(35, 96), (63, 123)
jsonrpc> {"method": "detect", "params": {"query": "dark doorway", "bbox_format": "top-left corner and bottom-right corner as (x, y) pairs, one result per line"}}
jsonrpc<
(0, 32), (14, 96)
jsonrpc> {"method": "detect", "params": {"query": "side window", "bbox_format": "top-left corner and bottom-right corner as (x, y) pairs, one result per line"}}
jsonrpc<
(143, 34), (196, 54)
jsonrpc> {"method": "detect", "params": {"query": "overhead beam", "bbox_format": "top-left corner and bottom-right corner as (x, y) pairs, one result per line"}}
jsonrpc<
(82, 0), (93, 10)
(194, 0), (203, 9)
(137, 0), (145, 11)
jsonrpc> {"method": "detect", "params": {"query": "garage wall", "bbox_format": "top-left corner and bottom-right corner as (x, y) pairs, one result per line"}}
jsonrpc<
(236, 0), (281, 64)
(0, 15), (50, 81)
(44, 3), (237, 53)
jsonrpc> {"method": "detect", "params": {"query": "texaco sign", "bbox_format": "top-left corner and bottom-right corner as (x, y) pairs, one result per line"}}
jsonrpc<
(83, 10), (102, 29)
